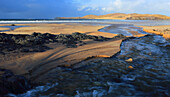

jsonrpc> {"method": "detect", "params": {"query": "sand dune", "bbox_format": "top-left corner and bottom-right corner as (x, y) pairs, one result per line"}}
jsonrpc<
(57, 13), (170, 20)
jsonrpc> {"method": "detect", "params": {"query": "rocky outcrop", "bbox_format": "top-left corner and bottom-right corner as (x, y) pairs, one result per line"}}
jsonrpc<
(0, 32), (111, 54)
(126, 16), (162, 20)
(0, 68), (31, 96)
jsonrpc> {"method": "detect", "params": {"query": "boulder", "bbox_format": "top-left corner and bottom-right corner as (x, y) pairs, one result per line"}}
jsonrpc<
(0, 68), (31, 96)
(128, 66), (134, 69)
(125, 58), (133, 62)
(11, 24), (16, 26)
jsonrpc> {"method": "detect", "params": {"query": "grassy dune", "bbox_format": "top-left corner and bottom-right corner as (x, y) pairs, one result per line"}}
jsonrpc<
(57, 13), (170, 20)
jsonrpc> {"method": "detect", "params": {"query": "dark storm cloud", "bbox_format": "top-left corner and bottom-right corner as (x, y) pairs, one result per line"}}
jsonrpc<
(0, 0), (169, 19)
(0, 0), (79, 19)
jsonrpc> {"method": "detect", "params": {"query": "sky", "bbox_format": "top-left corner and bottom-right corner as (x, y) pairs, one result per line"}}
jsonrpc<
(0, 0), (170, 19)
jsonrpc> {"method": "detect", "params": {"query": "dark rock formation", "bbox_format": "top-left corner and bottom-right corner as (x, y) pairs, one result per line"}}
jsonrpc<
(113, 34), (126, 39)
(11, 24), (16, 26)
(0, 68), (31, 96)
(0, 32), (111, 54)
(126, 16), (161, 20)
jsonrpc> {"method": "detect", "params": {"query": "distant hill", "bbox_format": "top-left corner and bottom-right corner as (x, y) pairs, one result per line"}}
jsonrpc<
(56, 13), (170, 20)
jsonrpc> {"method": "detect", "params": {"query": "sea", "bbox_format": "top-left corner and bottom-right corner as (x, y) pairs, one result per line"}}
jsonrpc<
(0, 19), (170, 26)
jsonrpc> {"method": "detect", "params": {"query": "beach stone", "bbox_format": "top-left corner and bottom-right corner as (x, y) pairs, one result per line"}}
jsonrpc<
(11, 24), (15, 26)
(114, 34), (126, 38)
(125, 58), (133, 62)
(6, 75), (31, 94)
(93, 82), (102, 86)
(128, 66), (134, 69)
(0, 68), (31, 96)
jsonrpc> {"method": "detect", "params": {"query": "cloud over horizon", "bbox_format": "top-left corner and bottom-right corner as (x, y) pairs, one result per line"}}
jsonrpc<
(75, 0), (170, 15)
(0, 0), (169, 19)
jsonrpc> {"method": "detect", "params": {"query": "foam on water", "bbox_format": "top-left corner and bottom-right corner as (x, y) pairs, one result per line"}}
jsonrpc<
(8, 83), (59, 97)
(7, 34), (170, 97)
(3, 19), (170, 97)
(0, 19), (170, 26)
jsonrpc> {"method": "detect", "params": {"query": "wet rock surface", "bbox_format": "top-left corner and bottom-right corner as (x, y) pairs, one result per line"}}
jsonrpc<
(0, 32), (114, 54)
(13, 34), (170, 97)
(0, 32), (113, 55)
(0, 68), (32, 96)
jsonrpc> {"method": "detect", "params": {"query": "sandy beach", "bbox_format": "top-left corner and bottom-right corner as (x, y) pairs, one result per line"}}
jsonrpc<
(140, 25), (170, 39)
(0, 27), (10, 31)
(0, 23), (125, 83)
(0, 22), (170, 96)
(1, 0), (170, 95)
(0, 23), (170, 76)
(0, 23), (117, 38)
(0, 23), (169, 83)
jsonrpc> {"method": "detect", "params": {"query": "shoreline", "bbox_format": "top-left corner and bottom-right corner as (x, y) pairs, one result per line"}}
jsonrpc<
(138, 25), (170, 39)
(0, 23), (125, 84)
(0, 23), (169, 80)
(0, 23), (170, 96)
(0, 27), (10, 31)
(0, 23), (117, 38)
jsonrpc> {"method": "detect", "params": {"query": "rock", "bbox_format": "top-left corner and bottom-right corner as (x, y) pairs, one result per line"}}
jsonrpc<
(66, 44), (77, 48)
(0, 68), (32, 96)
(128, 66), (134, 69)
(11, 24), (15, 26)
(0, 32), (111, 54)
(148, 52), (152, 55)
(7, 75), (31, 94)
(125, 58), (133, 62)
(95, 55), (110, 58)
(114, 34), (126, 39)
(93, 82), (102, 86)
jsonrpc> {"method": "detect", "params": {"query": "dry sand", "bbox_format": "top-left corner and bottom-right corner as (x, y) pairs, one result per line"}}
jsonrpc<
(140, 25), (170, 39)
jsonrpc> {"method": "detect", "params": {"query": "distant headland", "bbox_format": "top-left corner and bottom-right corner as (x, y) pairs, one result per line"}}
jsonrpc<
(56, 13), (170, 20)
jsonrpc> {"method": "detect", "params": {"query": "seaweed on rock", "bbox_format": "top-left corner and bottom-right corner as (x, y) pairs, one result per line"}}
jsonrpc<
(0, 32), (113, 54)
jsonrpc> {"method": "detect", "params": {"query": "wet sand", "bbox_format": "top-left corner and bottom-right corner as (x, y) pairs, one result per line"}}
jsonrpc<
(0, 39), (122, 83)
(0, 22), (170, 96)
(0, 27), (10, 31)
(0, 23), (123, 83)
(0, 23), (117, 38)
(99, 24), (146, 37)
(140, 25), (170, 39)
(0, 23), (169, 83)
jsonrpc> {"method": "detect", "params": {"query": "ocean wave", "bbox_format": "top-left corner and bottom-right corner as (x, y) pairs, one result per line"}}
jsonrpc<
(0, 20), (110, 24)
(0, 20), (170, 26)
